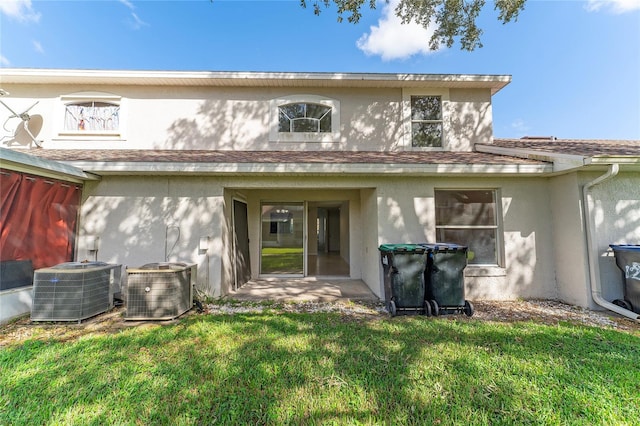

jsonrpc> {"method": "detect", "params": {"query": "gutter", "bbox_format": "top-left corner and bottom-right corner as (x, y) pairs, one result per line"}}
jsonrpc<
(582, 164), (640, 321)
(0, 147), (100, 182)
(49, 161), (550, 176)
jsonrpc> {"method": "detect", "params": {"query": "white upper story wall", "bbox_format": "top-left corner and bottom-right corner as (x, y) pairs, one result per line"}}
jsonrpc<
(0, 70), (508, 152)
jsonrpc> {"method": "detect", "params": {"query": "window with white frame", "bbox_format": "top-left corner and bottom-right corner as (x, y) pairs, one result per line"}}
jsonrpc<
(270, 95), (340, 142)
(279, 103), (331, 133)
(64, 101), (120, 132)
(435, 189), (501, 265)
(411, 95), (442, 147)
(403, 89), (448, 149)
(57, 92), (123, 137)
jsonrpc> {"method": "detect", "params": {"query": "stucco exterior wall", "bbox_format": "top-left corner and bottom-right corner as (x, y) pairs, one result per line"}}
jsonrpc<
(549, 173), (591, 307)
(448, 89), (493, 150)
(361, 188), (382, 297)
(375, 176), (556, 301)
(76, 174), (560, 302)
(2, 84), (492, 153)
(587, 171), (640, 304)
(78, 176), (226, 297)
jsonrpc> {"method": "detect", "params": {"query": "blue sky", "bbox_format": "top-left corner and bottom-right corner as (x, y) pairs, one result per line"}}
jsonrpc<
(1, 0), (639, 140)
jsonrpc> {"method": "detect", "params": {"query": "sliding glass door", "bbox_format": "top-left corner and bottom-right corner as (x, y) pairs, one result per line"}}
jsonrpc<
(260, 203), (304, 275)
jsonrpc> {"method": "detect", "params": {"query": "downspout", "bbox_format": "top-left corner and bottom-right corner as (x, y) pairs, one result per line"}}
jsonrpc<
(582, 164), (640, 320)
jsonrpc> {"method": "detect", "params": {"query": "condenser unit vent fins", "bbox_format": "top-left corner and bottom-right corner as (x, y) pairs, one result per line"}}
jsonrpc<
(31, 262), (121, 322)
(125, 263), (196, 321)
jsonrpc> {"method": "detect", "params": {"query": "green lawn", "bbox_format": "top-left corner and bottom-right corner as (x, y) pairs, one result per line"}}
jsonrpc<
(261, 247), (304, 274)
(1, 308), (639, 425)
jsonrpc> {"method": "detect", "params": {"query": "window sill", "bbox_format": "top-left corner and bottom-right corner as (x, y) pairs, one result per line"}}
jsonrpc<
(408, 145), (447, 151)
(465, 266), (506, 277)
(269, 133), (340, 143)
(57, 131), (122, 137)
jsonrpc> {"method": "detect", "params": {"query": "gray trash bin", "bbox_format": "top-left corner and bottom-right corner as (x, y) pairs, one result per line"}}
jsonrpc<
(610, 244), (640, 314)
(379, 244), (431, 317)
(421, 243), (474, 317)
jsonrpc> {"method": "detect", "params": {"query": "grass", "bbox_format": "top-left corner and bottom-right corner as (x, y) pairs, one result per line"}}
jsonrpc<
(1, 308), (639, 425)
(261, 247), (304, 274)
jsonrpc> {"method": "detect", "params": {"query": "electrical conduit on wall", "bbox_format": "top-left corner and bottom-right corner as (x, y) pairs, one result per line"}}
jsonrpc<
(582, 164), (639, 321)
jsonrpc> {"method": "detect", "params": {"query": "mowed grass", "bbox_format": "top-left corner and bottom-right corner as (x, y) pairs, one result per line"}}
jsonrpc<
(261, 247), (304, 273)
(1, 310), (639, 425)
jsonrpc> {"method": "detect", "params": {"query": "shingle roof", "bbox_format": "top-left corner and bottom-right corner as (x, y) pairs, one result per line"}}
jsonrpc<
(20, 149), (547, 165)
(492, 138), (640, 156)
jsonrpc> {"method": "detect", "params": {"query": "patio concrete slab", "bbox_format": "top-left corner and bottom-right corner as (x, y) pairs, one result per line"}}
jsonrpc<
(228, 278), (380, 303)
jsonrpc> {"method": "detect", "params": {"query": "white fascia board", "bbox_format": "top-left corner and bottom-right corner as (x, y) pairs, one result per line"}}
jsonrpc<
(586, 156), (640, 165)
(0, 148), (99, 182)
(59, 161), (550, 176)
(475, 144), (584, 172)
(0, 68), (510, 92)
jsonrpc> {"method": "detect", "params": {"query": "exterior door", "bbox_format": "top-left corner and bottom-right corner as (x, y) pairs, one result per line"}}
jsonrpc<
(233, 199), (251, 289)
(260, 203), (304, 276)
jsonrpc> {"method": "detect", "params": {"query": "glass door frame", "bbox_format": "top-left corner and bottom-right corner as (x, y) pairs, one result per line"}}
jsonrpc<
(259, 201), (307, 277)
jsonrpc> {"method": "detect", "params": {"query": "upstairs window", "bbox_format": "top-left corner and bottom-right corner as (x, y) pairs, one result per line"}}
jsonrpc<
(435, 189), (502, 266)
(56, 92), (124, 139)
(64, 101), (120, 132)
(270, 95), (340, 143)
(411, 95), (442, 147)
(403, 89), (448, 150)
(278, 103), (331, 133)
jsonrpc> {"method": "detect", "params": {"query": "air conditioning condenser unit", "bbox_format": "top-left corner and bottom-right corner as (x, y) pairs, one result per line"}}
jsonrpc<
(31, 262), (122, 322)
(125, 262), (196, 320)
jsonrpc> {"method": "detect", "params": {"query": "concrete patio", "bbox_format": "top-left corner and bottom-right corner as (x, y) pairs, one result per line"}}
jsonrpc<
(228, 278), (381, 303)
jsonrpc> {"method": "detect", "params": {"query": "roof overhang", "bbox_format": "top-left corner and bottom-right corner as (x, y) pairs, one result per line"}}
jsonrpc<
(51, 160), (551, 177)
(0, 68), (511, 95)
(0, 148), (100, 183)
(476, 144), (640, 174)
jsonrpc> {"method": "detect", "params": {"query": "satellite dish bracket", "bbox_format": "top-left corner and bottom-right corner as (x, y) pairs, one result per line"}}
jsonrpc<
(0, 99), (44, 148)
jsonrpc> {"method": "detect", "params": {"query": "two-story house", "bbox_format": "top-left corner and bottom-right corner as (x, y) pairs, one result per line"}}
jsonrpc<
(1, 68), (639, 323)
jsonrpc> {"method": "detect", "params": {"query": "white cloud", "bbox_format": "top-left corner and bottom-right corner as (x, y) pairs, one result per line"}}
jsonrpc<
(356, 0), (440, 61)
(119, 0), (135, 10)
(0, 55), (10, 66)
(0, 0), (41, 23)
(118, 0), (148, 30)
(32, 40), (44, 54)
(129, 12), (149, 30)
(585, 0), (640, 14)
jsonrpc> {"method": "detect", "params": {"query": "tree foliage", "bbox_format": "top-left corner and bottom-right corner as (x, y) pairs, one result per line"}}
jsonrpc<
(301, 0), (526, 51)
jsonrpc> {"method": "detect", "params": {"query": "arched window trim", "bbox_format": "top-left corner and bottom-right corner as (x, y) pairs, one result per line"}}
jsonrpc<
(270, 95), (340, 143)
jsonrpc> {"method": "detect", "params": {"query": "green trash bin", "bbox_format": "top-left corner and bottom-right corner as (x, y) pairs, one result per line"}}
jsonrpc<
(610, 244), (640, 314)
(379, 244), (431, 317)
(422, 243), (474, 317)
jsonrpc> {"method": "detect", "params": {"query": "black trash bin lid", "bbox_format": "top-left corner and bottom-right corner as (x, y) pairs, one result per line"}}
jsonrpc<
(420, 243), (468, 252)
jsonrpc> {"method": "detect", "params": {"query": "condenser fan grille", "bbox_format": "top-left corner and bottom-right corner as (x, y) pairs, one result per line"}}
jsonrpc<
(125, 263), (196, 320)
(31, 264), (121, 322)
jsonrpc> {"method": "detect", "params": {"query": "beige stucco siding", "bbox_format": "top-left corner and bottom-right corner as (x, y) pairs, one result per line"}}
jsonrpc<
(374, 176), (556, 301)
(588, 171), (640, 304)
(448, 89), (493, 151)
(4, 84), (492, 152)
(78, 174), (560, 301)
(78, 176), (227, 297)
(549, 173), (591, 307)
